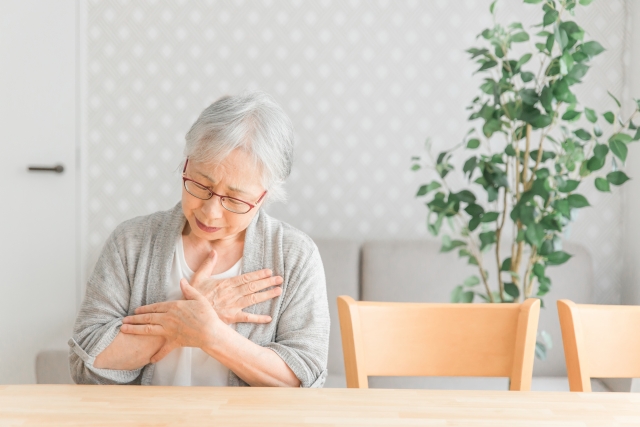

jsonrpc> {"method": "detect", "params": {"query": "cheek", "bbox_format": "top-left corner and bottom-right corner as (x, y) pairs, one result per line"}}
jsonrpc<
(181, 190), (202, 216)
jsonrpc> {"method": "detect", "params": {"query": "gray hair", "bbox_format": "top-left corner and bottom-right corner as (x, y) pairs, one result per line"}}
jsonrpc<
(183, 91), (294, 204)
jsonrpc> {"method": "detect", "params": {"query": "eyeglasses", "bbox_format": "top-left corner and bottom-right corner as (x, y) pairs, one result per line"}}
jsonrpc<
(182, 158), (267, 214)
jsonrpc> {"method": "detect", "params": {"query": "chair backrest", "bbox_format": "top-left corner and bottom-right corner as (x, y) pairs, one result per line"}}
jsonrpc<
(361, 240), (593, 378)
(337, 296), (540, 390)
(557, 300), (640, 392)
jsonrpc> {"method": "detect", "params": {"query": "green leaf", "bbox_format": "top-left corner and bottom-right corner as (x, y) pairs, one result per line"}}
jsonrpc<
(603, 112), (615, 124)
(574, 129), (591, 141)
(452, 284), (474, 303)
(455, 190), (476, 204)
(504, 283), (520, 299)
(467, 138), (480, 149)
(533, 263), (546, 279)
(416, 181), (441, 197)
(516, 53), (532, 69)
(581, 41), (605, 57)
(441, 235), (467, 253)
(411, 164), (421, 171)
(595, 177), (611, 192)
(525, 223), (545, 247)
(461, 291), (474, 303)
(501, 257), (512, 272)
(608, 91), (621, 108)
(558, 179), (580, 193)
(511, 32), (530, 43)
(562, 110), (581, 121)
(476, 60), (498, 73)
(521, 71), (535, 82)
(609, 139), (628, 162)
(531, 114), (552, 129)
(584, 108), (597, 123)
(469, 216), (481, 232)
(593, 143), (609, 159)
(481, 212), (500, 223)
(568, 194), (590, 208)
(579, 0), (594, 4)
(610, 133), (633, 143)
(594, 124), (603, 137)
(451, 285), (464, 303)
(560, 51), (574, 75)
(524, 0), (544, 3)
(463, 156), (477, 176)
(463, 276), (480, 287)
(465, 203), (484, 217)
(479, 231), (496, 250)
(587, 156), (605, 171)
(543, 10), (559, 26)
(546, 251), (572, 265)
(607, 171), (630, 185)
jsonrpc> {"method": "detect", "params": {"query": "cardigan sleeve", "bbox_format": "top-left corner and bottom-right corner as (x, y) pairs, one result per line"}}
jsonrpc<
(263, 244), (330, 388)
(68, 231), (142, 385)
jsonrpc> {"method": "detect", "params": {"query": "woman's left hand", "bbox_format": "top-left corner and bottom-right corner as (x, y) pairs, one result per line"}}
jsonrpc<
(121, 279), (222, 363)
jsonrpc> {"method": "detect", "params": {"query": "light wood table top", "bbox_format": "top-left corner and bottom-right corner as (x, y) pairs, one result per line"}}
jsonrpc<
(1, 385), (640, 426)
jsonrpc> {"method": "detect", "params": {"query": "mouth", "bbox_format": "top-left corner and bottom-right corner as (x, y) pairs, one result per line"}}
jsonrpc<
(195, 217), (221, 233)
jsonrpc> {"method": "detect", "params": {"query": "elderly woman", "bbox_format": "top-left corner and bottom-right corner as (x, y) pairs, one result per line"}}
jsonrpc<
(69, 91), (329, 387)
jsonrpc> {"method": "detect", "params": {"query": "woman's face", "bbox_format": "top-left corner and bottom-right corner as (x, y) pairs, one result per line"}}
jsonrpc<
(181, 148), (266, 243)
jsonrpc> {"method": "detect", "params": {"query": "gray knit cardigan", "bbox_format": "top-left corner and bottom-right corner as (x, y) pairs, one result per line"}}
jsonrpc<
(69, 202), (329, 387)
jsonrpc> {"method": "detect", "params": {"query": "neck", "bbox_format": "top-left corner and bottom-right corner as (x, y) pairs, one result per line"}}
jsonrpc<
(182, 222), (246, 253)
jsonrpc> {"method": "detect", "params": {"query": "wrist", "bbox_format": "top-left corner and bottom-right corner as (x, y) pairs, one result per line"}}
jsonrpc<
(203, 317), (227, 352)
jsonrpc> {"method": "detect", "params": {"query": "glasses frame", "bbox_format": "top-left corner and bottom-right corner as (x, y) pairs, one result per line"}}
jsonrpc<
(182, 158), (267, 214)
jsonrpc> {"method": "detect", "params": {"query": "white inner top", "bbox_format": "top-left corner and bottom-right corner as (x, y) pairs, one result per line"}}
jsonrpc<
(150, 235), (242, 386)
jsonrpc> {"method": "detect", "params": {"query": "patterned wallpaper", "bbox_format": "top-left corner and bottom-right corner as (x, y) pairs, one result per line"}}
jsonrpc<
(84, 0), (627, 303)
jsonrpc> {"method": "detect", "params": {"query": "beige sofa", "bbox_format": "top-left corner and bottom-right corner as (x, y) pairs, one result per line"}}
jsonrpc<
(37, 238), (612, 391)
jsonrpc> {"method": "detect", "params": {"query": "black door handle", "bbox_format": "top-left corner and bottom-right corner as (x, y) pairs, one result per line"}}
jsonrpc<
(27, 165), (64, 173)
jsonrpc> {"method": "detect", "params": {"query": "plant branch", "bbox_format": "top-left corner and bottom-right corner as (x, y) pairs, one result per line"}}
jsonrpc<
(495, 161), (509, 303)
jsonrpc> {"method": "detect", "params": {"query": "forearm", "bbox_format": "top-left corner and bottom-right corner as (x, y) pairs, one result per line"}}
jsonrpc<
(94, 331), (165, 370)
(203, 325), (300, 387)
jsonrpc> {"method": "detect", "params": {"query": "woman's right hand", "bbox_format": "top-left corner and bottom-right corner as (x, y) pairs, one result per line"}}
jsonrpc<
(188, 250), (283, 325)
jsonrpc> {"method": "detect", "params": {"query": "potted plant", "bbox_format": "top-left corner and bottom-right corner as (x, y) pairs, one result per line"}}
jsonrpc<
(412, 0), (638, 358)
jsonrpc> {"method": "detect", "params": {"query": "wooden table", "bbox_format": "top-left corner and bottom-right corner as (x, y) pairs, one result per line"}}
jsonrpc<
(1, 385), (640, 426)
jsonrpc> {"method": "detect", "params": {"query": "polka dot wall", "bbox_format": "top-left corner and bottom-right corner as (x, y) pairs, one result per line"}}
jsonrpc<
(85, 0), (626, 303)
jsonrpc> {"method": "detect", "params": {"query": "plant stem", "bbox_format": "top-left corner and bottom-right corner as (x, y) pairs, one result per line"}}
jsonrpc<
(475, 253), (494, 303)
(495, 161), (509, 303)
(523, 246), (538, 298)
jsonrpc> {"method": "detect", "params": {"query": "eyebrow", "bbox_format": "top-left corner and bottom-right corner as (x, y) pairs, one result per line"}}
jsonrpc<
(193, 170), (249, 196)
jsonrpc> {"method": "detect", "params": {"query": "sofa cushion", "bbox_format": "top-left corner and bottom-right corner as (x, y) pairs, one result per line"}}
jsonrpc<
(36, 350), (73, 384)
(313, 239), (360, 380)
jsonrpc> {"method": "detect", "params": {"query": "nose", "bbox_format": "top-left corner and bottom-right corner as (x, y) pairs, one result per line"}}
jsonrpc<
(200, 194), (225, 220)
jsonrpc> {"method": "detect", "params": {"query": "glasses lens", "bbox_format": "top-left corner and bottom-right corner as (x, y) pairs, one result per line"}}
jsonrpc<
(221, 197), (251, 214)
(184, 180), (212, 200)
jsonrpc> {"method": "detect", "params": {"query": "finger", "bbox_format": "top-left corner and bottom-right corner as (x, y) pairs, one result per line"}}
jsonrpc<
(150, 342), (179, 364)
(122, 313), (165, 325)
(134, 302), (173, 315)
(120, 323), (165, 336)
(180, 278), (208, 303)
(240, 276), (283, 296)
(230, 269), (274, 287)
(239, 286), (282, 307)
(191, 250), (218, 285)
(236, 312), (273, 324)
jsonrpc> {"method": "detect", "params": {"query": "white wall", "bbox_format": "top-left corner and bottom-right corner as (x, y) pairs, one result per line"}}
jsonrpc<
(82, 0), (627, 304)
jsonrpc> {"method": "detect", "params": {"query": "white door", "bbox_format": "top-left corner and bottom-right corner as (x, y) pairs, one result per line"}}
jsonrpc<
(0, 0), (77, 383)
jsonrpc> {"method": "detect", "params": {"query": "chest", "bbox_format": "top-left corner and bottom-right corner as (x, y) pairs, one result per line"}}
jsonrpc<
(182, 237), (244, 274)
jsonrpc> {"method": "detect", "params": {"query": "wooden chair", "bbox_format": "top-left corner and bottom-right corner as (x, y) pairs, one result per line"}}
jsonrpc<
(557, 299), (640, 392)
(337, 296), (540, 390)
